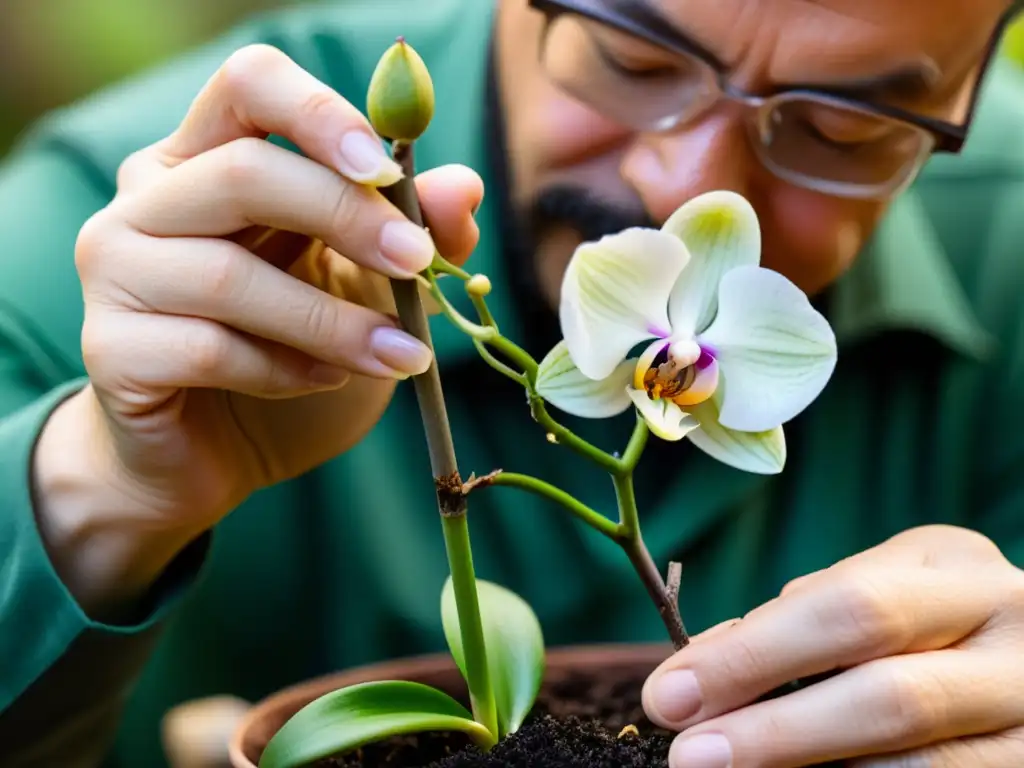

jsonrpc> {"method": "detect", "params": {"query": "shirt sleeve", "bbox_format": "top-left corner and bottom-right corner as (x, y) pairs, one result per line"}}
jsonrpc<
(0, 147), (209, 766)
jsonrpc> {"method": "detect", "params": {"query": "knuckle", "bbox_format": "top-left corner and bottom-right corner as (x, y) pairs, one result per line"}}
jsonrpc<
(780, 574), (810, 597)
(299, 87), (348, 127)
(1002, 568), (1024, 621)
(325, 180), (362, 237)
(219, 44), (289, 96)
(870, 665), (942, 745)
(895, 525), (1003, 565)
(752, 711), (791, 758)
(217, 137), (267, 191)
(75, 212), (113, 281)
(115, 148), (151, 191)
(183, 325), (231, 377)
(718, 635), (773, 683)
(947, 527), (1003, 562)
(826, 574), (911, 657)
(197, 246), (248, 303)
(302, 296), (342, 350)
(80, 315), (112, 375)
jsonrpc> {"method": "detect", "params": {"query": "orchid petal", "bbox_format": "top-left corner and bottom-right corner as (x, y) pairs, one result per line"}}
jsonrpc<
(699, 266), (837, 432)
(535, 341), (634, 419)
(560, 228), (691, 380)
(627, 387), (700, 442)
(686, 388), (787, 474)
(663, 191), (761, 336)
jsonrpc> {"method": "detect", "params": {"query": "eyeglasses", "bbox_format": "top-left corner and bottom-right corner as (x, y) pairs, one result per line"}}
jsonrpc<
(528, 0), (1014, 200)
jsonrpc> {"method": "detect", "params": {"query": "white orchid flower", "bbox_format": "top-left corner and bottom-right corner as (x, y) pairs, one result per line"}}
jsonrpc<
(534, 191), (837, 475)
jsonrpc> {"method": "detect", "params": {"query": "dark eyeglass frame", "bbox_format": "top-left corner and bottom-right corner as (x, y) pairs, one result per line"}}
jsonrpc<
(527, 0), (1018, 155)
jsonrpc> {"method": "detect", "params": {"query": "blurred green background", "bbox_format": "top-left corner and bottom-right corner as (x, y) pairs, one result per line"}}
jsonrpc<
(1, 1), (1024, 157)
(0, 0), (300, 155)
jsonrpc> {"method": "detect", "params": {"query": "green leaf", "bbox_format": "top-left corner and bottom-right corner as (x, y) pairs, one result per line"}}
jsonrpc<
(441, 577), (545, 736)
(259, 680), (495, 768)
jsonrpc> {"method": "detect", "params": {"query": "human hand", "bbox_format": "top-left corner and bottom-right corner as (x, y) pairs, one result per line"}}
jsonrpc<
(162, 696), (251, 768)
(33, 44), (481, 612)
(641, 525), (1024, 767)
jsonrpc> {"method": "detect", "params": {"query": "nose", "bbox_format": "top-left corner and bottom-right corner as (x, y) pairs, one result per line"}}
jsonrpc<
(621, 110), (754, 223)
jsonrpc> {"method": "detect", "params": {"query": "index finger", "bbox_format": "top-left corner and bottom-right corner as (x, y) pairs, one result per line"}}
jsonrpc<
(159, 44), (402, 186)
(641, 565), (998, 731)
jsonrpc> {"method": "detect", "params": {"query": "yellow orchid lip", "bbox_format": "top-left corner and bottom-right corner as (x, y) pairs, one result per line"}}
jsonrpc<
(670, 353), (719, 407)
(633, 339), (719, 408)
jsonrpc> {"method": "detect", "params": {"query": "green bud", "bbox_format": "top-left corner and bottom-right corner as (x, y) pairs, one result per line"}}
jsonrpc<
(367, 37), (435, 142)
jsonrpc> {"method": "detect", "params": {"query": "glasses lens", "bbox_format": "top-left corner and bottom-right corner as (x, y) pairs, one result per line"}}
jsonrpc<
(540, 13), (716, 131)
(753, 95), (936, 196)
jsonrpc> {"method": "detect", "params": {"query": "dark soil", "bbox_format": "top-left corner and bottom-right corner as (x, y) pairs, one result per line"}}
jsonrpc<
(310, 670), (847, 767)
(312, 672), (671, 767)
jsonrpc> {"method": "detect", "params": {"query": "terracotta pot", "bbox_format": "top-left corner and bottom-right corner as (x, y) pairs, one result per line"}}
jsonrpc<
(229, 643), (673, 768)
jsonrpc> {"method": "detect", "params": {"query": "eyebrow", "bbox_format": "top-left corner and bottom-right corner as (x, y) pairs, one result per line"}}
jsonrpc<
(782, 64), (942, 103)
(608, 0), (943, 104)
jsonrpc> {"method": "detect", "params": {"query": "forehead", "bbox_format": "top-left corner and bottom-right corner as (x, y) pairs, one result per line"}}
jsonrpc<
(648, 0), (1005, 88)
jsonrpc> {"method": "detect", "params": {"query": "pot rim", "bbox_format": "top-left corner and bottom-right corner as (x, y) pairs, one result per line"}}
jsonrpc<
(229, 642), (673, 768)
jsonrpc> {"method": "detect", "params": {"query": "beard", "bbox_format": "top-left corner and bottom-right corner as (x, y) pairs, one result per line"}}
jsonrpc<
(500, 184), (654, 357)
(526, 184), (655, 244)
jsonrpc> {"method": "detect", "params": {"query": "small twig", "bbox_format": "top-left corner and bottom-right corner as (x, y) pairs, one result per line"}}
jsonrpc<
(461, 469), (502, 495)
(622, 538), (689, 650)
(666, 561), (682, 605)
(613, 473), (690, 649)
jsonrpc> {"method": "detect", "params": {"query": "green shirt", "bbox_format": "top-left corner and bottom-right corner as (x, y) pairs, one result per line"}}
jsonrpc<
(1, 2), (1023, 766)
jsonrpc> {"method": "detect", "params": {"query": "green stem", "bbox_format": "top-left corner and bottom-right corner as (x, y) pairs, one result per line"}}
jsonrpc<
(424, 273), (537, 375)
(620, 415), (650, 474)
(382, 141), (499, 738)
(489, 472), (621, 540)
(528, 394), (622, 475)
(441, 512), (499, 735)
(473, 340), (526, 385)
(612, 472), (641, 538)
(468, 291), (498, 331)
(431, 252), (471, 280)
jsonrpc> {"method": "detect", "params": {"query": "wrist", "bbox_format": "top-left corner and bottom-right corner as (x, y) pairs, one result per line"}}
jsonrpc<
(31, 386), (200, 622)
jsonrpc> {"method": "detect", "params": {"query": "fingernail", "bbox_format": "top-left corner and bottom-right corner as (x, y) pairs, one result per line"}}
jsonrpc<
(379, 220), (435, 275)
(308, 364), (350, 387)
(651, 670), (703, 724)
(370, 327), (432, 376)
(669, 733), (732, 768)
(338, 131), (403, 186)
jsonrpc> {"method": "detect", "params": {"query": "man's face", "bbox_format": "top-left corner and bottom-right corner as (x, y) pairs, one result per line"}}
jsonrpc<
(495, 0), (1007, 306)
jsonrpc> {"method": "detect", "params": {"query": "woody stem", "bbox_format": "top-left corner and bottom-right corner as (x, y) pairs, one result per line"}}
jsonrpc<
(382, 140), (499, 737)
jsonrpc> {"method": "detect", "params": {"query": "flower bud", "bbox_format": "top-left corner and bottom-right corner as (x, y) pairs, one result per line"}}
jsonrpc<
(367, 37), (435, 142)
(466, 274), (492, 297)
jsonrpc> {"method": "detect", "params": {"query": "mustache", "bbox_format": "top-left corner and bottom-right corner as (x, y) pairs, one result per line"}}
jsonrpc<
(527, 185), (654, 244)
